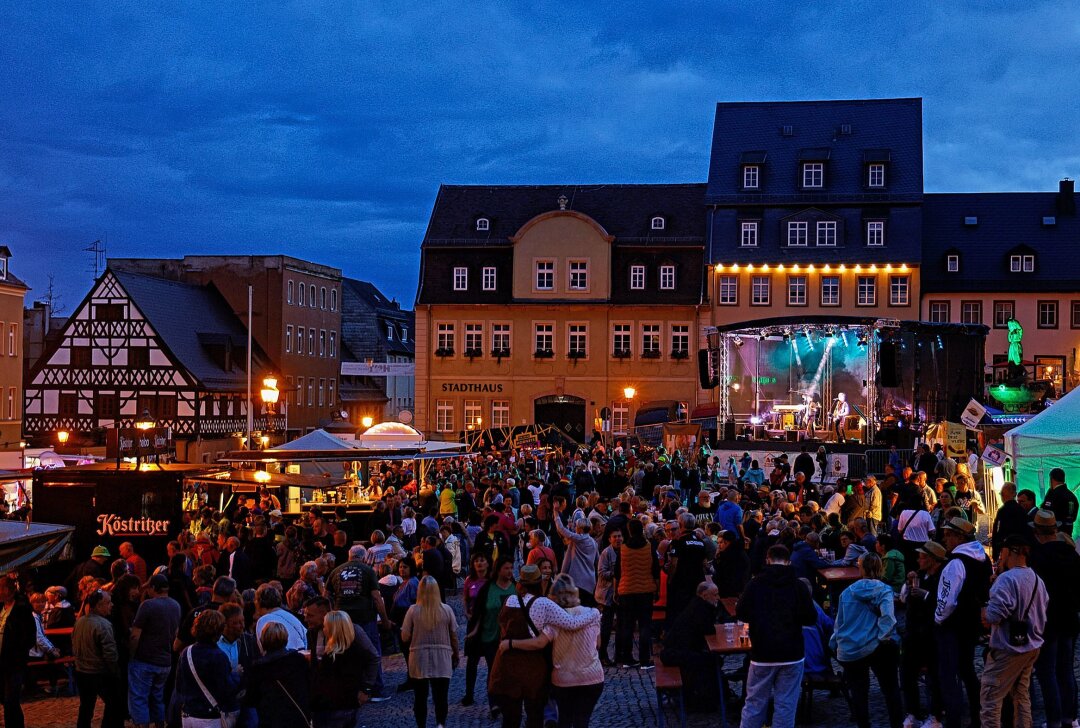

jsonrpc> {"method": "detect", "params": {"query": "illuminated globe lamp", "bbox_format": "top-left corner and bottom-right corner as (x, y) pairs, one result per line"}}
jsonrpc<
(361, 416), (374, 430)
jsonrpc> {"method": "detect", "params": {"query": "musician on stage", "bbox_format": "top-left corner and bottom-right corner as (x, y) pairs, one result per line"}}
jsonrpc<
(831, 392), (850, 443)
(801, 394), (819, 439)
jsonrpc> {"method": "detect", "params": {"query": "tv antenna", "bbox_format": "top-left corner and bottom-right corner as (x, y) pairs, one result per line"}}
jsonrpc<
(85, 239), (106, 278)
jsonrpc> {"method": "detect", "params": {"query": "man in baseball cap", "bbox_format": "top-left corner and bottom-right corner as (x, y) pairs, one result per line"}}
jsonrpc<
(900, 539), (948, 726)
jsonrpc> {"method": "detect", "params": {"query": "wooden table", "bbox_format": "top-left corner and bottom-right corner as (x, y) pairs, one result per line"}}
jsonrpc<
(817, 566), (861, 584)
(708, 625), (752, 728)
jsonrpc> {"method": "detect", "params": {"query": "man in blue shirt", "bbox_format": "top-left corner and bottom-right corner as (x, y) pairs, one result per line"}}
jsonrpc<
(715, 490), (744, 541)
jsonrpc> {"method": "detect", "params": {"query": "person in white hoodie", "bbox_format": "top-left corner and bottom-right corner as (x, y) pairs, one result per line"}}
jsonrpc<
(979, 534), (1048, 728)
(934, 517), (992, 728)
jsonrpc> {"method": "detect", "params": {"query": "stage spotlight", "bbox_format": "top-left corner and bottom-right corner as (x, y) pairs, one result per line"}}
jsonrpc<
(825, 327), (835, 338)
(750, 415), (762, 425)
(731, 382), (741, 391)
(782, 330), (791, 342)
(733, 335), (744, 348)
(857, 333), (868, 346)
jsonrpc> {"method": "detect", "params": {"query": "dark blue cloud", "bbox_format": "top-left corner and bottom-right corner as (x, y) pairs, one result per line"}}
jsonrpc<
(1, 0), (1078, 310)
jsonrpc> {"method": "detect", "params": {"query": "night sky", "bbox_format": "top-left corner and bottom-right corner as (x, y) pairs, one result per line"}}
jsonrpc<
(2, 1), (1077, 312)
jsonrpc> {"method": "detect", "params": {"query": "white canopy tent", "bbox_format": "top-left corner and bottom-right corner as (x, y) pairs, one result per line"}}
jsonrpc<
(1004, 385), (1080, 506)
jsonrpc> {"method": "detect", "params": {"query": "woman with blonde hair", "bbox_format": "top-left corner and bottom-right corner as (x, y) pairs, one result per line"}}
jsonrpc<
(311, 611), (375, 728)
(402, 576), (459, 728)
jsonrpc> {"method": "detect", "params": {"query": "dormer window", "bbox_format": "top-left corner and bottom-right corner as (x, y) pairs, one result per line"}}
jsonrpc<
(867, 163), (886, 188)
(1010, 254), (1035, 273)
(453, 267), (468, 290)
(802, 162), (824, 189)
(476, 217), (490, 231)
(947, 254), (960, 272)
(743, 165), (760, 189)
(651, 216), (665, 231)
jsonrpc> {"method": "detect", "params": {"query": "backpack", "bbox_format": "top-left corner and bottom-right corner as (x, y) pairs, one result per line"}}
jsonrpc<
(276, 540), (301, 580)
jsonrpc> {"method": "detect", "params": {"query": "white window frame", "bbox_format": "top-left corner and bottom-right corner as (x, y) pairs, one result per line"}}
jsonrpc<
(308, 329), (315, 355)
(929, 301), (950, 323)
(568, 324), (588, 357)
(534, 323), (554, 354)
(319, 329), (326, 356)
(743, 165), (759, 189)
(740, 221), (759, 247)
(298, 282), (306, 307)
(492, 400), (510, 428)
(613, 323), (632, 356)
(820, 275), (840, 306)
(296, 326), (304, 354)
(436, 323), (456, 352)
(670, 324), (689, 355)
(890, 276), (910, 306)
(287, 280), (294, 304)
(787, 276), (807, 306)
(993, 301), (1014, 328)
(453, 267), (468, 291)
(751, 276), (770, 306)
(816, 221), (837, 247)
(436, 400), (454, 433)
(491, 323), (511, 353)
(328, 379), (335, 407)
(568, 260), (589, 291)
(718, 275), (737, 305)
(641, 324), (661, 355)
(867, 163), (885, 188)
(857, 276), (877, 306)
(476, 217), (490, 231)
(651, 216), (665, 230)
(659, 265), (676, 290)
(787, 221), (808, 246)
(320, 286), (327, 309)
(286, 325), (293, 353)
(802, 162), (824, 188)
(482, 266), (497, 291)
(866, 220), (884, 247)
(535, 260), (555, 291)
(330, 289), (337, 311)
(1038, 301), (1058, 329)
(630, 265), (646, 290)
(329, 331), (336, 358)
(612, 401), (629, 435)
(947, 254), (959, 272)
(1010, 254), (1035, 273)
(386, 323), (394, 341)
(464, 400), (482, 429)
(464, 323), (484, 353)
(960, 301), (982, 324)
(309, 286), (315, 307)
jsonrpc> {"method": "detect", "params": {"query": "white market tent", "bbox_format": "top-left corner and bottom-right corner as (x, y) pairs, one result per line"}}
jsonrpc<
(273, 428), (362, 451)
(1004, 384), (1080, 503)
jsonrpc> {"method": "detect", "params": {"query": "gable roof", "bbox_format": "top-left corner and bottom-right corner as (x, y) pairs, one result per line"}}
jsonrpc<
(706, 98), (923, 202)
(111, 270), (271, 389)
(340, 277), (415, 360)
(422, 184), (707, 247)
(922, 192), (1080, 292)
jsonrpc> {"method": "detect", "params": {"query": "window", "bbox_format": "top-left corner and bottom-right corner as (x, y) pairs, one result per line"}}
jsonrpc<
(482, 267), (497, 291)
(993, 301), (1015, 329)
(286, 325), (293, 353)
(568, 324), (588, 356)
(436, 400), (454, 432)
(1010, 254), (1035, 273)
(298, 282), (306, 306)
(929, 301), (950, 323)
(802, 162), (823, 188)
(534, 323), (554, 354)
(947, 254), (959, 273)
(867, 163), (885, 188)
(129, 346), (149, 369)
(866, 221), (884, 247)
(401, 326), (408, 342)
(387, 323), (394, 341)
(6, 388), (13, 421)
(569, 260), (588, 290)
(329, 331), (336, 358)
(7, 323), (17, 356)
(307, 380), (314, 407)
(287, 281), (295, 304)
(437, 323), (455, 353)
(96, 393), (118, 420)
(743, 165), (759, 189)
(71, 346), (92, 368)
(535, 261), (554, 290)
(613, 324), (631, 356)
(857, 276), (877, 306)
(630, 265), (645, 290)
(641, 324), (661, 355)
(890, 276), (910, 306)
(320, 287), (327, 309)
(659, 265), (676, 290)
(820, 276), (840, 306)
(94, 304), (125, 321)
(465, 323), (483, 354)
(464, 400), (482, 429)
(492, 400), (510, 428)
(787, 221), (808, 246)
(330, 289), (337, 311)
(308, 286), (315, 307)
(787, 276), (807, 306)
(651, 216), (665, 230)
(308, 329), (315, 355)
(492, 324), (511, 354)
(740, 221), (759, 247)
(816, 221), (837, 247)
(751, 276), (770, 306)
(453, 267), (468, 291)
(1038, 301), (1059, 329)
(718, 275), (737, 305)
(612, 402), (629, 435)
(328, 379), (335, 407)
(59, 393), (78, 417)
(318, 379), (325, 407)
(296, 377), (304, 407)
(671, 324), (689, 355)
(476, 217), (489, 231)
(319, 329), (326, 356)
(960, 301), (982, 324)
(1072, 301), (1080, 329)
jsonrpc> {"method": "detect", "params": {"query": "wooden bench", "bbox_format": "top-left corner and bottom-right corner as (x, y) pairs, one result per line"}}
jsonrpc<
(26, 655), (76, 696)
(653, 657), (686, 728)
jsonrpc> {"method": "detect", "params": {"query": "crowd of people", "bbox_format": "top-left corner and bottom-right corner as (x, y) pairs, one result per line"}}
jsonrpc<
(0, 439), (1078, 728)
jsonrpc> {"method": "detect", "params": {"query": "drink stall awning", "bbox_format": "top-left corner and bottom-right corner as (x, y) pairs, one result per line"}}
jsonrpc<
(0, 521), (75, 573)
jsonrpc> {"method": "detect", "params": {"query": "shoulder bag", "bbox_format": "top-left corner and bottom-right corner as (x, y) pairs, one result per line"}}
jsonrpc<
(274, 679), (314, 728)
(1006, 574), (1040, 648)
(181, 647), (239, 728)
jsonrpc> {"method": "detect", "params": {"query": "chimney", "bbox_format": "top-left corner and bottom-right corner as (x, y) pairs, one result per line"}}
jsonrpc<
(1058, 178), (1076, 216)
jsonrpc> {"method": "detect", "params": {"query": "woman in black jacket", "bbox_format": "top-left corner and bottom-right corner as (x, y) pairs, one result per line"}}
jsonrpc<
(245, 622), (311, 728)
(713, 530), (751, 597)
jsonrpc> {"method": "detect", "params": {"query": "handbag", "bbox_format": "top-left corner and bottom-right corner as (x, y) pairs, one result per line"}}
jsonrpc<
(182, 647), (239, 728)
(1005, 574), (1040, 648)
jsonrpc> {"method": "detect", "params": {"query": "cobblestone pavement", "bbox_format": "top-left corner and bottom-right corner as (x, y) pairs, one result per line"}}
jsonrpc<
(20, 592), (1071, 728)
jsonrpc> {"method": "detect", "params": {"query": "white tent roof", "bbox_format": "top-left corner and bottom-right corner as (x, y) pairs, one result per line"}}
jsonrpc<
(1005, 385), (1080, 453)
(274, 429), (361, 451)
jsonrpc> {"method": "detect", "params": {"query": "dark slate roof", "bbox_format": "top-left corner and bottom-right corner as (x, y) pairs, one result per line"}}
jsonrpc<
(111, 270), (271, 390)
(340, 277), (415, 362)
(922, 191), (1080, 292)
(422, 184), (707, 246)
(706, 98), (923, 202)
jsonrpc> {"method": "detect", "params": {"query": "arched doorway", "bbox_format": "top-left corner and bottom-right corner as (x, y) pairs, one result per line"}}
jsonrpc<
(534, 395), (586, 443)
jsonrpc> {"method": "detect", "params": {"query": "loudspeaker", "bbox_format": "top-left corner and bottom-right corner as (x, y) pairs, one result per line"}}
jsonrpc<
(722, 419), (736, 441)
(879, 342), (901, 387)
(698, 350), (718, 389)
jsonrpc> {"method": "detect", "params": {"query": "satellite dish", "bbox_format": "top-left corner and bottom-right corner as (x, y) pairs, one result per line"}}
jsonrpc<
(398, 410), (413, 424)
(339, 410), (348, 419)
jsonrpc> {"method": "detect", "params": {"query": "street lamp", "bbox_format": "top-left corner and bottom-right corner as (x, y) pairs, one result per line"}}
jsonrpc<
(135, 409), (155, 430)
(260, 377), (280, 447)
(623, 386), (636, 401)
(361, 416), (374, 430)
(57, 430), (69, 445)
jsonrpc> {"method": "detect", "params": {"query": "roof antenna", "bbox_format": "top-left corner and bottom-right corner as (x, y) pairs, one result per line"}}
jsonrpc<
(85, 238), (107, 278)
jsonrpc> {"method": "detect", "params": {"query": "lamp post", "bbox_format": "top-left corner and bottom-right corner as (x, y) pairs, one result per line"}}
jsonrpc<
(260, 376), (280, 446)
(622, 387), (636, 439)
(56, 430), (69, 448)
